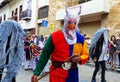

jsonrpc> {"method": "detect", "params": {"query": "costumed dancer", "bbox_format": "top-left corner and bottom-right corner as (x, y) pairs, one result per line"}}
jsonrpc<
(0, 20), (25, 82)
(31, 6), (89, 82)
(89, 28), (109, 82)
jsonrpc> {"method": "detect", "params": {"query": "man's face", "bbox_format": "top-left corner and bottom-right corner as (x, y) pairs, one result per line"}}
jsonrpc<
(67, 21), (76, 30)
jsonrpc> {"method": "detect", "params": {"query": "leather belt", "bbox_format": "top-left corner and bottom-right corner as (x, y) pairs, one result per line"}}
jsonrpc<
(52, 60), (77, 69)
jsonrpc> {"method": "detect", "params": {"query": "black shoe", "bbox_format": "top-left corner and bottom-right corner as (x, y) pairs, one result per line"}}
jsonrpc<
(91, 79), (96, 82)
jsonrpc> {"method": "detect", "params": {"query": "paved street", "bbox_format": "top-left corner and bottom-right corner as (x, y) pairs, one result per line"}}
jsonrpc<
(15, 64), (120, 82)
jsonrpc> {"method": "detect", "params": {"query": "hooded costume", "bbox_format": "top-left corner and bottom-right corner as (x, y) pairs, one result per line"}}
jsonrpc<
(0, 20), (24, 82)
(33, 6), (89, 82)
(89, 28), (109, 82)
(89, 28), (109, 61)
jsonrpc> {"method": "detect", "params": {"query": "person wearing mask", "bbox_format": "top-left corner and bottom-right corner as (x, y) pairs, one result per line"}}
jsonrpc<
(31, 6), (89, 82)
(89, 28), (109, 82)
(0, 20), (24, 82)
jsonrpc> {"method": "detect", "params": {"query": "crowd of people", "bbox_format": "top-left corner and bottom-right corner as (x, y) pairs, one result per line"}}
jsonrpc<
(22, 34), (51, 73)
(108, 34), (120, 70)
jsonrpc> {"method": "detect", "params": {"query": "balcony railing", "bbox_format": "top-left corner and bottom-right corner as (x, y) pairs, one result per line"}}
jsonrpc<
(22, 9), (32, 20)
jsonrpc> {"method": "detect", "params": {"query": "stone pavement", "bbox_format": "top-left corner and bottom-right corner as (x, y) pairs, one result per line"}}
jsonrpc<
(16, 69), (33, 82)
(1, 63), (119, 82)
(15, 64), (120, 82)
(16, 68), (87, 82)
(16, 69), (49, 82)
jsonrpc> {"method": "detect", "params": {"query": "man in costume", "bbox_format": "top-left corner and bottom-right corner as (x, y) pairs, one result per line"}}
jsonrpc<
(89, 28), (109, 82)
(0, 20), (25, 82)
(31, 6), (89, 82)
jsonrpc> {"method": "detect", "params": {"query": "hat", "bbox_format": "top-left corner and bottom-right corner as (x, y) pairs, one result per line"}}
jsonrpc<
(85, 36), (90, 39)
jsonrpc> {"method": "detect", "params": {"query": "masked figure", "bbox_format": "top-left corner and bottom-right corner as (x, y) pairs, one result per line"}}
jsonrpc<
(31, 6), (89, 82)
(0, 20), (24, 82)
(89, 28), (109, 82)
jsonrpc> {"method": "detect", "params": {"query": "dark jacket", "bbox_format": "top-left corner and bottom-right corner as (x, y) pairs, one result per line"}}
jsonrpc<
(92, 39), (103, 61)
(116, 39), (120, 51)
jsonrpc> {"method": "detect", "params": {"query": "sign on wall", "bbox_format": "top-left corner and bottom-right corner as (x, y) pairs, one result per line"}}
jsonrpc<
(49, 23), (54, 30)
(42, 20), (48, 27)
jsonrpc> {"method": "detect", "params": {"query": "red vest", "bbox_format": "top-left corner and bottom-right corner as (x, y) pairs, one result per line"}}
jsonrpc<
(51, 30), (69, 77)
(51, 30), (70, 61)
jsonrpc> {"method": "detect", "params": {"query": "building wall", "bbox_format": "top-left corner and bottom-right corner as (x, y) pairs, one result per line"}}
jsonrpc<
(1, 0), (120, 37)
(0, 0), (37, 30)
(48, 0), (66, 30)
(60, 0), (120, 38)
(38, 0), (66, 36)
(0, 0), (23, 21)
(105, 0), (120, 36)
(45, 0), (110, 38)
(20, 0), (37, 30)
(0, 5), (9, 21)
(79, 21), (101, 38)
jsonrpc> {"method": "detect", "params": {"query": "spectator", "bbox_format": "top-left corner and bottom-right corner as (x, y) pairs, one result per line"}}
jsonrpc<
(109, 35), (116, 70)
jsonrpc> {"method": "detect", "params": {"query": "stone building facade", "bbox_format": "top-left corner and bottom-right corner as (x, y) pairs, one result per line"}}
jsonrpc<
(1, 0), (120, 38)
(105, 0), (120, 36)
(48, 0), (108, 37)
(46, 0), (120, 38)
(37, 0), (66, 36)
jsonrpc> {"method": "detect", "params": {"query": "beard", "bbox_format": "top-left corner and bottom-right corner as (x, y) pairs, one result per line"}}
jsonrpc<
(65, 28), (75, 40)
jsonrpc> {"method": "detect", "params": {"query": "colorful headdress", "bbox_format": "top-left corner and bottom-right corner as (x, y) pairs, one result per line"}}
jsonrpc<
(64, 6), (81, 32)
(63, 6), (81, 44)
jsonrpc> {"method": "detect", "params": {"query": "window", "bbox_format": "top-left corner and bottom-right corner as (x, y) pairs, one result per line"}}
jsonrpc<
(12, 10), (14, 18)
(15, 8), (18, 21)
(38, 6), (49, 19)
(78, 0), (91, 4)
(28, 0), (32, 10)
(4, 14), (6, 21)
(19, 5), (22, 20)
(21, 0), (32, 20)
